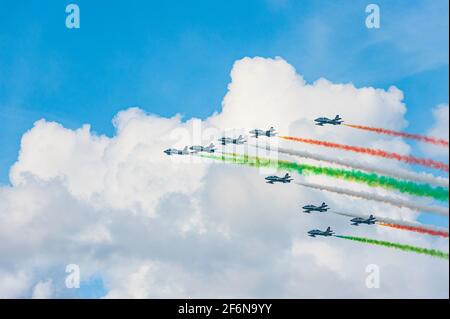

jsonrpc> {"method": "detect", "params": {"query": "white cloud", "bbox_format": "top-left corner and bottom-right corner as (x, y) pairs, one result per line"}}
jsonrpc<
(0, 57), (447, 298)
(421, 104), (449, 158)
(0, 270), (30, 298)
(32, 280), (53, 299)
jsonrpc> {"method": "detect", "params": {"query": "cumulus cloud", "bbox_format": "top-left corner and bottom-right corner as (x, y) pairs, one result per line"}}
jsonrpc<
(32, 280), (53, 299)
(0, 57), (448, 298)
(0, 270), (30, 298)
(421, 104), (449, 158)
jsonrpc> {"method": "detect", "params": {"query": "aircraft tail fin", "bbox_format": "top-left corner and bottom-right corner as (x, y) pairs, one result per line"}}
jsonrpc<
(208, 143), (214, 148)
(326, 226), (331, 232)
(335, 115), (341, 120)
(322, 202), (326, 206)
(183, 146), (188, 151)
(369, 214), (374, 219)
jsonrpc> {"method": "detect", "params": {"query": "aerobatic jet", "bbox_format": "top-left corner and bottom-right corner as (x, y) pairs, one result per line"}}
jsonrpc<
(314, 115), (344, 126)
(217, 135), (247, 145)
(302, 202), (330, 213)
(189, 143), (216, 153)
(164, 146), (190, 156)
(249, 127), (277, 138)
(265, 173), (293, 184)
(350, 214), (377, 226)
(308, 227), (334, 237)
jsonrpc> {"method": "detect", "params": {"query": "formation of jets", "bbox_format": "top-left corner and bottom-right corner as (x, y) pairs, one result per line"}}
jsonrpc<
(302, 202), (334, 238)
(249, 127), (277, 138)
(350, 214), (377, 226)
(163, 118), (382, 240)
(308, 227), (334, 237)
(301, 200), (376, 237)
(164, 125), (279, 156)
(302, 202), (330, 213)
(315, 115), (344, 126)
(165, 115), (346, 156)
(265, 173), (293, 184)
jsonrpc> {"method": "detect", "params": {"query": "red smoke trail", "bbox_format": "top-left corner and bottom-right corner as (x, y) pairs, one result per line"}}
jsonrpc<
(279, 136), (449, 172)
(377, 222), (449, 238)
(344, 124), (449, 147)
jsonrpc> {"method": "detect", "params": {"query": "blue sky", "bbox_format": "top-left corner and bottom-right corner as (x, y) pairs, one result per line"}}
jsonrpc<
(0, 0), (448, 184)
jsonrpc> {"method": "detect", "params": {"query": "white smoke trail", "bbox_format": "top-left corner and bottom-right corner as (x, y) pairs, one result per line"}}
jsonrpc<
(295, 181), (449, 216)
(251, 144), (449, 188)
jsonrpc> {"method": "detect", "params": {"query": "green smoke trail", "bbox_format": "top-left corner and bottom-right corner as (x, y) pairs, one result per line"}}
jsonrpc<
(198, 153), (449, 202)
(335, 235), (449, 260)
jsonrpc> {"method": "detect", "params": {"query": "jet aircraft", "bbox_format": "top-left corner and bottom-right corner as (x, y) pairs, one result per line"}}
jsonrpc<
(302, 202), (330, 213)
(314, 115), (344, 126)
(265, 173), (293, 184)
(218, 135), (247, 145)
(249, 127), (277, 138)
(189, 143), (216, 153)
(164, 146), (190, 155)
(350, 214), (377, 226)
(308, 227), (334, 237)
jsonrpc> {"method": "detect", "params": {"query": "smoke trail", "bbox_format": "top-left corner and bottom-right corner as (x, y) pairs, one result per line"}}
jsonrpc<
(295, 181), (449, 216)
(279, 136), (449, 172)
(251, 143), (449, 188)
(332, 211), (449, 238)
(335, 235), (449, 260)
(344, 124), (449, 148)
(201, 152), (449, 202)
(377, 222), (449, 238)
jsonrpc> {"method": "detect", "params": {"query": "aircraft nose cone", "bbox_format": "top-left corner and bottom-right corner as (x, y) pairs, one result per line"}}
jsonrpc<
(164, 150), (170, 155)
